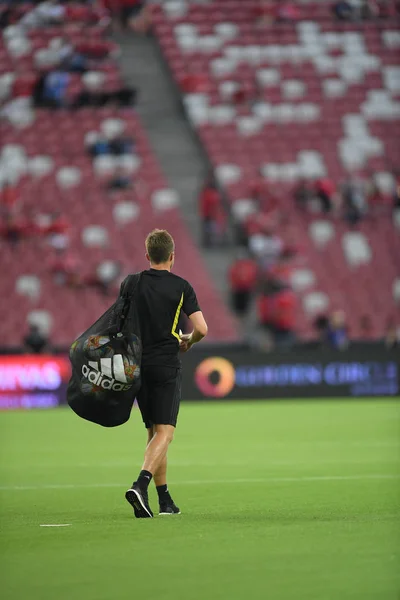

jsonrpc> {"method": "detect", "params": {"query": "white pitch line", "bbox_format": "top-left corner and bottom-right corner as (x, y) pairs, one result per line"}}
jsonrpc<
(0, 474), (399, 492)
(40, 524), (71, 527)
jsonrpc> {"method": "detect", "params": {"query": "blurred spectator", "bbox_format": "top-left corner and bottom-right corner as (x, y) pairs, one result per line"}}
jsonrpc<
(56, 38), (88, 73)
(32, 72), (46, 108)
(270, 245), (297, 283)
(251, 176), (280, 216)
(276, 1), (301, 21)
(315, 177), (336, 214)
(293, 179), (313, 211)
(45, 213), (70, 251)
(314, 314), (330, 343)
(384, 318), (399, 348)
(87, 135), (111, 157)
(109, 134), (135, 156)
(326, 310), (349, 349)
(231, 84), (248, 106)
(20, 0), (66, 30)
(44, 212), (69, 234)
(23, 324), (49, 354)
(332, 1), (355, 19)
(199, 178), (224, 247)
(361, 0), (381, 18)
(0, 3), (17, 29)
(253, 1), (277, 26)
(359, 314), (374, 340)
(257, 277), (297, 348)
(249, 227), (283, 269)
(342, 174), (368, 226)
(0, 181), (20, 215)
(367, 179), (384, 215)
(376, 0), (399, 18)
(103, 0), (151, 32)
(107, 166), (132, 190)
(1, 213), (31, 247)
(40, 70), (70, 108)
(87, 131), (135, 162)
(228, 252), (258, 318)
(72, 85), (136, 109)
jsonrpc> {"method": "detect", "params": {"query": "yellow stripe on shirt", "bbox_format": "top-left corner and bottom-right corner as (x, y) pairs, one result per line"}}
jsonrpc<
(171, 292), (184, 340)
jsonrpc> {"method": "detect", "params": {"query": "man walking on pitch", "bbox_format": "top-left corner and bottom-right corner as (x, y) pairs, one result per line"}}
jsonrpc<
(125, 229), (208, 518)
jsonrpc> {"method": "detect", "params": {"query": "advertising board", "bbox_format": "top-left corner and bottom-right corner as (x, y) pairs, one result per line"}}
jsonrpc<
(181, 347), (399, 400)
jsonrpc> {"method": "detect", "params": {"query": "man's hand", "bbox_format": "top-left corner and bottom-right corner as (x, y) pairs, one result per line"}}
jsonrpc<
(179, 333), (192, 353)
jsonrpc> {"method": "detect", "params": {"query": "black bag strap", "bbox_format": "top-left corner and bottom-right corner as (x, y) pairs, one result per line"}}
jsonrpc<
(112, 272), (143, 336)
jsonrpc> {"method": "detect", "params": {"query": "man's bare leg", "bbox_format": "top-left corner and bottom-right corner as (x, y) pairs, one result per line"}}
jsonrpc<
(141, 424), (174, 474)
(145, 427), (167, 486)
(126, 425), (177, 517)
(144, 426), (179, 513)
(153, 455), (167, 487)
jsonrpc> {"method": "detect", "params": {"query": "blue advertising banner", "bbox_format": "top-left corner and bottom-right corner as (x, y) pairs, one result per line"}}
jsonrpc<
(181, 346), (400, 399)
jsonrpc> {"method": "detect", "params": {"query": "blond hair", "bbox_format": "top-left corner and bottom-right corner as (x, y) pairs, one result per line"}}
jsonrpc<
(145, 229), (175, 264)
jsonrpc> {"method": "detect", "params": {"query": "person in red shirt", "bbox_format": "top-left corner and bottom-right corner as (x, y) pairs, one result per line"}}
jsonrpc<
(257, 277), (297, 348)
(199, 178), (224, 247)
(46, 212), (70, 235)
(315, 177), (336, 214)
(0, 182), (20, 215)
(103, 0), (150, 31)
(253, 1), (277, 25)
(228, 253), (258, 318)
(276, 1), (301, 21)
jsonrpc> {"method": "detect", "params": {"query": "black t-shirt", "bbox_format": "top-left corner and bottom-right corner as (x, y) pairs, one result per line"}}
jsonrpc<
(134, 269), (200, 367)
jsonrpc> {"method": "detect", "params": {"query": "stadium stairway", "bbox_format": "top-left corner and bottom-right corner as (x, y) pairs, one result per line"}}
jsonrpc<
(115, 31), (236, 306)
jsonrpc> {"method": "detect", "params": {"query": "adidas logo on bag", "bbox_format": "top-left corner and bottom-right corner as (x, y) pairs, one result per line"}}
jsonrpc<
(82, 356), (133, 392)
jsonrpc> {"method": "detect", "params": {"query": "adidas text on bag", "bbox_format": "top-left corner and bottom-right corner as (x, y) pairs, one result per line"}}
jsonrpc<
(82, 357), (134, 392)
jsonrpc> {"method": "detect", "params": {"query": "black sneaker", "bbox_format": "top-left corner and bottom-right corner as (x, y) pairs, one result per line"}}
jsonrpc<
(125, 483), (153, 518)
(159, 498), (181, 515)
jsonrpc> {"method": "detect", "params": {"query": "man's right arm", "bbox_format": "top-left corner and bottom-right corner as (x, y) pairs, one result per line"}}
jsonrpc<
(180, 282), (208, 352)
(179, 312), (208, 352)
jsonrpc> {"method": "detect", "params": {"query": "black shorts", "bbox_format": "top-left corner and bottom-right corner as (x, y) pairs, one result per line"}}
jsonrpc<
(136, 365), (182, 429)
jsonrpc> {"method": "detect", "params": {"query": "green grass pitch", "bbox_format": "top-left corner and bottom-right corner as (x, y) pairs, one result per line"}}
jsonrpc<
(1, 399), (399, 600)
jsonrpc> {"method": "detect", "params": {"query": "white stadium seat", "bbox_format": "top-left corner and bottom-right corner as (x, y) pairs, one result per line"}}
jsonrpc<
(342, 232), (372, 267)
(215, 164), (241, 185)
(82, 226), (109, 248)
(303, 292), (329, 316)
(101, 118), (125, 139)
(16, 275), (41, 301)
(215, 23), (238, 41)
(113, 201), (140, 226)
(27, 310), (53, 335)
(56, 167), (82, 189)
(309, 220), (335, 248)
(231, 199), (258, 223)
(93, 155), (117, 176)
(152, 189), (180, 211)
(163, 0), (188, 19)
(393, 279), (400, 304)
(290, 269), (316, 292)
(29, 156), (54, 178)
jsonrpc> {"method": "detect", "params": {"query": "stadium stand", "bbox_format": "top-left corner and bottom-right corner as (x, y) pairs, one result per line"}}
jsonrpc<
(153, 0), (400, 340)
(0, 2), (238, 347)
